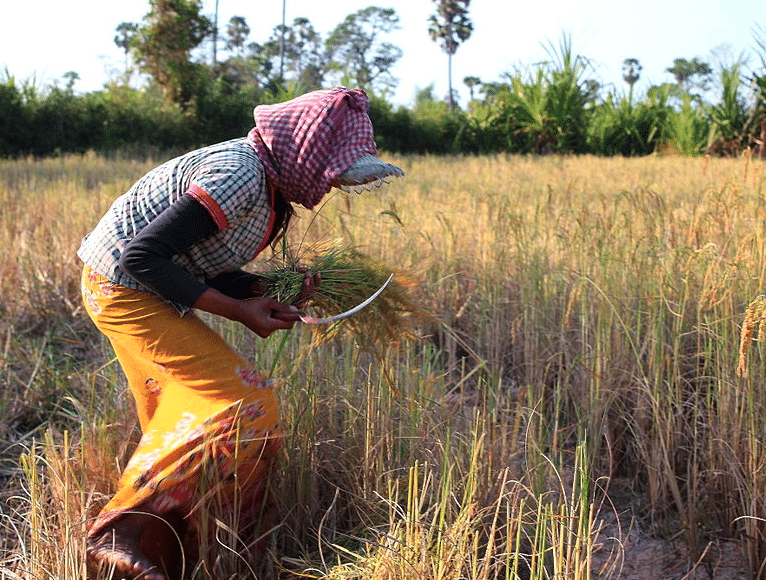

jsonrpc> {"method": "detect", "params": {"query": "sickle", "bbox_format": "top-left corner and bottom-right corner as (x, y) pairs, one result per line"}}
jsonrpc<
(298, 274), (394, 325)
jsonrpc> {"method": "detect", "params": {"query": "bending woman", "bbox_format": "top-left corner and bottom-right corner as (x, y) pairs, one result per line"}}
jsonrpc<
(78, 87), (402, 580)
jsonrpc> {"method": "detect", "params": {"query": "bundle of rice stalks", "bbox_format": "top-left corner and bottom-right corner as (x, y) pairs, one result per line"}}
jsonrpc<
(260, 244), (430, 347)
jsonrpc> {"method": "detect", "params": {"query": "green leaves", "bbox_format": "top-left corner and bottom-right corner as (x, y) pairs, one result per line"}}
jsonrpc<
(487, 33), (592, 154)
(325, 7), (402, 93)
(132, 0), (213, 109)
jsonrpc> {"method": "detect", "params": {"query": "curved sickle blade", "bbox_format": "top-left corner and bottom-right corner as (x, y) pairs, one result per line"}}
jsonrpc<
(298, 274), (394, 325)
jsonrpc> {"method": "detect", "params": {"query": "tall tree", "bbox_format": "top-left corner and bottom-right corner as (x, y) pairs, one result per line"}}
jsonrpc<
(212, 0), (219, 67)
(214, 16), (266, 90)
(428, 0), (473, 109)
(666, 57), (712, 93)
(621, 57), (642, 103)
(62, 71), (80, 94)
(286, 17), (326, 90)
(225, 16), (251, 57)
(257, 17), (327, 90)
(621, 58), (642, 88)
(132, 0), (213, 108)
(746, 24), (766, 157)
(463, 75), (481, 101)
(279, 0), (287, 79)
(114, 22), (139, 75)
(325, 7), (402, 93)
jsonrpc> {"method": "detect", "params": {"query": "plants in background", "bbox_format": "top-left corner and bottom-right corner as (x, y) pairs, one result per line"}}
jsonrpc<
(707, 59), (749, 156)
(489, 33), (593, 154)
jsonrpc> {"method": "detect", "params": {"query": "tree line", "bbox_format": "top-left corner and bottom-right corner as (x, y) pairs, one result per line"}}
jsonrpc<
(1, 0), (765, 158)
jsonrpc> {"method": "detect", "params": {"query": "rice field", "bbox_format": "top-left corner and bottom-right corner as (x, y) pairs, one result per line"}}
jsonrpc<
(1, 150), (765, 579)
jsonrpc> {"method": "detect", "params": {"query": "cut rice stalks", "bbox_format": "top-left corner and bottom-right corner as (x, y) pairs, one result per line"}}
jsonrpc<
(260, 244), (430, 347)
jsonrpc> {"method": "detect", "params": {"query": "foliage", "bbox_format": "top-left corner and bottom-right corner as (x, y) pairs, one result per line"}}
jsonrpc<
(0, 74), (35, 156)
(6, 21), (766, 158)
(588, 90), (669, 156)
(742, 24), (766, 157)
(706, 59), (749, 155)
(666, 56), (713, 95)
(367, 92), (476, 154)
(488, 34), (593, 154)
(325, 7), (402, 94)
(666, 94), (711, 155)
(193, 78), (262, 144)
(131, 0), (213, 109)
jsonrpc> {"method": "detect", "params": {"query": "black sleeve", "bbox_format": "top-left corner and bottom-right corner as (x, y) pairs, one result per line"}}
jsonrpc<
(119, 195), (219, 308)
(205, 270), (264, 300)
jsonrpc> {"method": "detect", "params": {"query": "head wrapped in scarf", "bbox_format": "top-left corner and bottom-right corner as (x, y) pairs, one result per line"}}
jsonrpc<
(246, 87), (380, 210)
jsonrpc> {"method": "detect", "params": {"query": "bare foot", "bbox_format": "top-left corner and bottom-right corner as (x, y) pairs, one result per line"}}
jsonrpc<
(87, 512), (166, 580)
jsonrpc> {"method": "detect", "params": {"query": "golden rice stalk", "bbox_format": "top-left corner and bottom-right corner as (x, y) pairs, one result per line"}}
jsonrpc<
(260, 244), (430, 347)
(737, 294), (766, 377)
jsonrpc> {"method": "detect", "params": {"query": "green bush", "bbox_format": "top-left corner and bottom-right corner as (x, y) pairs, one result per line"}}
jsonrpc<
(1, 56), (765, 159)
(0, 80), (33, 155)
(588, 93), (670, 156)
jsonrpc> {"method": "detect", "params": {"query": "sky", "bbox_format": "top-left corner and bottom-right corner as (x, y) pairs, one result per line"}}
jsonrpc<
(2, 0), (765, 107)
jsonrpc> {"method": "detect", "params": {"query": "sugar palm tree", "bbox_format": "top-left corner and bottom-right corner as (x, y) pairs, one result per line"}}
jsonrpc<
(621, 57), (642, 104)
(428, 0), (472, 108)
(463, 75), (481, 101)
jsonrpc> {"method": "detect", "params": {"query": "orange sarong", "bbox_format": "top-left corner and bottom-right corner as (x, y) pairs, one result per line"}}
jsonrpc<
(81, 266), (281, 538)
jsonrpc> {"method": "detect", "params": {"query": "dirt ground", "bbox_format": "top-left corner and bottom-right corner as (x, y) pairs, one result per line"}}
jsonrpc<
(592, 524), (748, 580)
(590, 479), (749, 580)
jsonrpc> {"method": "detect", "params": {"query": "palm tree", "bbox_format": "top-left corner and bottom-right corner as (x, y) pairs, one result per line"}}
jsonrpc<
(463, 75), (481, 101)
(621, 57), (642, 104)
(428, 0), (472, 108)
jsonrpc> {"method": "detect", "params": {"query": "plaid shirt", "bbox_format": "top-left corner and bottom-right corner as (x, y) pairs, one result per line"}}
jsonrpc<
(78, 138), (274, 299)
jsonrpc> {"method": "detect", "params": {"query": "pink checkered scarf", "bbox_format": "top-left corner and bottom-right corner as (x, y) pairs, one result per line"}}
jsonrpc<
(246, 87), (378, 209)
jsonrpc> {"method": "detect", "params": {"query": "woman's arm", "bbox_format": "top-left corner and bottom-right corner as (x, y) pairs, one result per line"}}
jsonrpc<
(118, 195), (299, 337)
(119, 194), (214, 306)
(206, 270), (268, 299)
(192, 287), (300, 337)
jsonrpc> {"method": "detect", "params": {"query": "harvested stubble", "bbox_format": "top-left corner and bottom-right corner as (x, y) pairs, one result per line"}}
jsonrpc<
(260, 244), (430, 346)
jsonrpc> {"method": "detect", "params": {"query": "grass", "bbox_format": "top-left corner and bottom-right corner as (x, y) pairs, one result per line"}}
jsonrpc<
(1, 151), (765, 579)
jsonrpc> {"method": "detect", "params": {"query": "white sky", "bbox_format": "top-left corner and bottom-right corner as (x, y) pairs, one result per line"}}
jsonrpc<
(2, 0), (764, 107)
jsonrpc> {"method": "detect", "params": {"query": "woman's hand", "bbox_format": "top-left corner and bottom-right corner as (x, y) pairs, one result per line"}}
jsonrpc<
(239, 297), (303, 337)
(294, 268), (321, 307)
(194, 288), (303, 338)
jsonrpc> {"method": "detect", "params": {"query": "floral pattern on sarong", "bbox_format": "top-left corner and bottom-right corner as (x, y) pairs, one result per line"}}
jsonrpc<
(81, 268), (116, 316)
(144, 377), (162, 396)
(237, 367), (270, 389)
(104, 399), (278, 527)
(81, 265), (281, 539)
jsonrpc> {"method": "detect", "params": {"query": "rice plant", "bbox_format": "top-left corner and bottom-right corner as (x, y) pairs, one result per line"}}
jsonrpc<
(3, 151), (766, 579)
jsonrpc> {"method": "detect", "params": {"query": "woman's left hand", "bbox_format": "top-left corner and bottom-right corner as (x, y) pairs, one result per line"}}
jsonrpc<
(294, 268), (321, 307)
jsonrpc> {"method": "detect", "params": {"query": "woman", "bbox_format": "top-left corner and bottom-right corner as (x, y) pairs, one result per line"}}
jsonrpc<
(79, 87), (403, 580)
